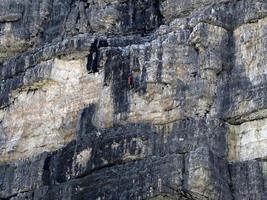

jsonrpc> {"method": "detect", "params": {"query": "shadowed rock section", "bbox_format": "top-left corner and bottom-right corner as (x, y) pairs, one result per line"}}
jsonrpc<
(0, 0), (266, 199)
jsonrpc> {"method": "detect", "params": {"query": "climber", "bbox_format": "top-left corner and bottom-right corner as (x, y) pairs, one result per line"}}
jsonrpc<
(128, 73), (134, 89)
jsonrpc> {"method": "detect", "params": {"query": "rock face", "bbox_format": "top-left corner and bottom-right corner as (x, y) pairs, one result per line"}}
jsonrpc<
(0, 0), (266, 199)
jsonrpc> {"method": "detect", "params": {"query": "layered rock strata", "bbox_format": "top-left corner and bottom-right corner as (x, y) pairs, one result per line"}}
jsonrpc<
(0, 0), (266, 199)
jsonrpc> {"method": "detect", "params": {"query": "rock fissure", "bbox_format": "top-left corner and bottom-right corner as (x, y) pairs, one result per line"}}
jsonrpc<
(0, 0), (266, 199)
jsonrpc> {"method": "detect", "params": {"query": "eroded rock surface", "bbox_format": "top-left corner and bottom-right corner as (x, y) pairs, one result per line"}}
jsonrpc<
(0, 0), (266, 199)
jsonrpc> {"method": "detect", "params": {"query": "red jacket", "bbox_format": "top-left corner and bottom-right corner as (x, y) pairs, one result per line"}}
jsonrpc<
(128, 75), (133, 85)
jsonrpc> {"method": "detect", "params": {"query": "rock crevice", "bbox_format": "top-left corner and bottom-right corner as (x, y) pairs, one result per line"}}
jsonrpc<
(0, 0), (266, 199)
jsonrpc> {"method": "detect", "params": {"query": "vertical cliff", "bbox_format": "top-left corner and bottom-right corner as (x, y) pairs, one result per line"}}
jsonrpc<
(0, 0), (266, 199)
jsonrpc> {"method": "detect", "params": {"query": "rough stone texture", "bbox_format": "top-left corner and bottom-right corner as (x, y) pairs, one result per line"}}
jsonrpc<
(229, 160), (267, 200)
(0, 0), (266, 199)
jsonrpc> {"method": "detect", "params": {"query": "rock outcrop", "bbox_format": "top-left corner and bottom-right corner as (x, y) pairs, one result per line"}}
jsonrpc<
(0, 0), (266, 199)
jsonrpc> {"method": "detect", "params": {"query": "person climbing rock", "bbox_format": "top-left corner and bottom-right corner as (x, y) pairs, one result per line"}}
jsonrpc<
(128, 73), (134, 89)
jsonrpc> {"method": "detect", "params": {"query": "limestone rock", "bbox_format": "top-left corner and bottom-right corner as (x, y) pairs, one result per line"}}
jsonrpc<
(0, 0), (266, 199)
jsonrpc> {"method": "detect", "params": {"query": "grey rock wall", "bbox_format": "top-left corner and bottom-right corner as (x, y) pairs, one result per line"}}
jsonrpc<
(0, 0), (266, 199)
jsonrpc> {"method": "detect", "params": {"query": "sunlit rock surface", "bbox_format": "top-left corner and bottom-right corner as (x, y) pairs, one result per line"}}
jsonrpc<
(0, 0), (266, 199)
